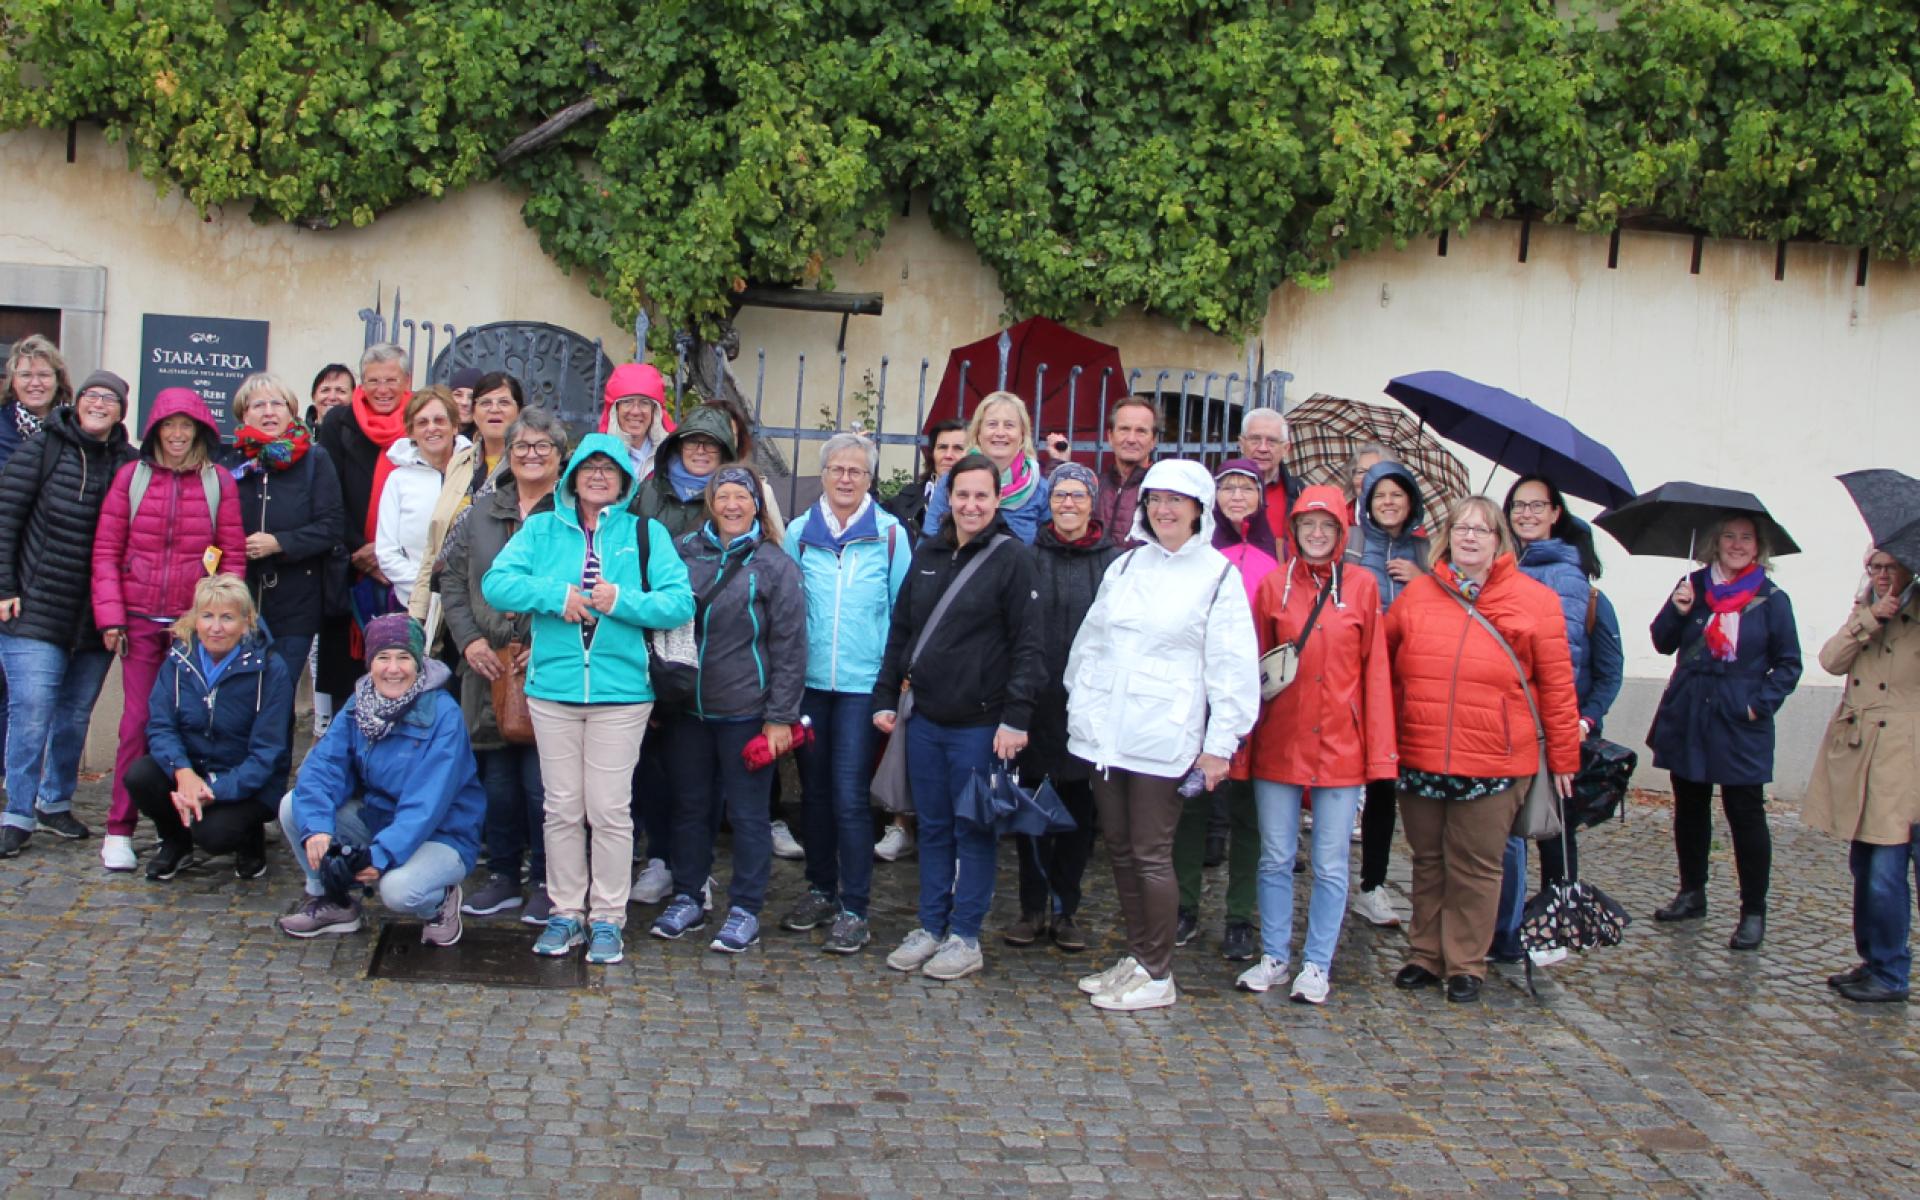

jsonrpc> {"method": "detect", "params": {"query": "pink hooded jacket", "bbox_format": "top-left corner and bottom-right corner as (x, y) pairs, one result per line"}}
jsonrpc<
(92, 387), (246, 626)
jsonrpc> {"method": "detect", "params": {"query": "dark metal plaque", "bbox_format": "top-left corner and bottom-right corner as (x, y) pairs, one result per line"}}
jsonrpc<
(429, 322), (614, 444)
(365, 920), (598, 989)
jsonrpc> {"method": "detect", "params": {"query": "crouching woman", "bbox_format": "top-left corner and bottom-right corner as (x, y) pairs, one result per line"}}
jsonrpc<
(276, 614), (486, 946)
(133, 575), (294, 882)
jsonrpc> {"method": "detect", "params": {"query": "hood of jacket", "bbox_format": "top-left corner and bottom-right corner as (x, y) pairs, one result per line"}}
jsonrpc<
(1289, 483), (1353, 564)
(651, 403), (737, 476)
(1356, 459), (1425, 540)
(597, 363), (673, 459)
(141, 387), (223, 463)
(557, 432), (638, 520)
(1128, 458), (1217, 550)
(1518, 536), (1582, 572)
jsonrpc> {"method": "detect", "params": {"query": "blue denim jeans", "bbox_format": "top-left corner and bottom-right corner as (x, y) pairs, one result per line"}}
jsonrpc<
(0, 634), (114, 831)
(798, 689), (878, 918)
(1253, 781), (1363, 970)
(480, 744), (546, 881)
(665, 716), (773, 915)
(905, 715), (998, 941)
(1492, 835), (1529, 960)
(1851, 833), (1919, 992)
(276, 793), (467, 918)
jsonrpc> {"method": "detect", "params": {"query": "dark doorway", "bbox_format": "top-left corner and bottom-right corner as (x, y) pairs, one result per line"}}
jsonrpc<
(0, 306), (60, 361)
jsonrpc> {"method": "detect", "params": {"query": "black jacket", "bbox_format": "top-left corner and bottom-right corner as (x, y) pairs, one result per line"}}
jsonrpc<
(1017, 521), (1121, 781)
(872, 514), (1044, 731)
(628, 405), (739, 539)
(883, 478), (936, 545)
(227, 446), (346, 641)
(0, 407), (135, 649)
(675, 523), (808, 724)
(316, 402), (384, 554)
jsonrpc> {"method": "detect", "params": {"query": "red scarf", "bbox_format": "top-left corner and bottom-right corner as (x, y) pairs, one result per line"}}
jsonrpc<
(354, 387), (410, 544)
(1704, 562), (1766, 662)
(232, 422), (312, 472)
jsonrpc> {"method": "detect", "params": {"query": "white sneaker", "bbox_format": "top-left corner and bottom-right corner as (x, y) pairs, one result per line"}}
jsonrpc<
(1289, 962), (1331, 1005)
(1235, 954), (1287, 993)
(1352, 886), (1401, 928)
(1092, 972), (1177, 1012)
(921, 934), (984, 981)
(701, 876), (717, 911)
(101, 834), (137, 872)
(770, 820), (804, 860)
(630, 858), (672, 905)
(886, 927), (942, 972)
(1077, 955), (1143, 996)
(1528, 946), (1569, 969)
(874, 825), (914, 861)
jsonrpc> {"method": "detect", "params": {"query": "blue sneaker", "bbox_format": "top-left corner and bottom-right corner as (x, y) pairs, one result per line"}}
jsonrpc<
(710, 907), (760, 954)
(585, 921), (624, 965)
(532, 916), (586, 957)
(651, 894), (707, 940)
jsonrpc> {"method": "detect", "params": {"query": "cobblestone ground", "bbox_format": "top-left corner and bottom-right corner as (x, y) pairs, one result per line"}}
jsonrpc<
(0, 781), (1914, 1199)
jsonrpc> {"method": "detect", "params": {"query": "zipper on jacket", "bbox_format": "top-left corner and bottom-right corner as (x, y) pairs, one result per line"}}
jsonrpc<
(154, 469), (181, 615)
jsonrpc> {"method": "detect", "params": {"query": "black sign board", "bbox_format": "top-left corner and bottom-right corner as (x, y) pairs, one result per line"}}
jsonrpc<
(138, 313), (270, 441)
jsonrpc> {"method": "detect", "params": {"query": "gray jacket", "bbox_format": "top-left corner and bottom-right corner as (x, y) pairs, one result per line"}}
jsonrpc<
(673, 522), (807, 724)
(441, 477), (552, 750)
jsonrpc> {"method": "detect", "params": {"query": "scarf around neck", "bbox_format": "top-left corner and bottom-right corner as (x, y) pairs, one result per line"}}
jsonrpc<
(1444, 561), (1484, 603)
(352, 668), (430, 743)
(356, 389), (411, 545)
(232, 422), (312, 474)
(13, 403), (45, 443)
(1704, 562), (1766, 662)
(666, 452), (713, 502)
(996, 451), (1041, 512)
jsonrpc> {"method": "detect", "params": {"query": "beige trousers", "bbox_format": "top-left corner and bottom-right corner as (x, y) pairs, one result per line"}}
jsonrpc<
(529, 699), (651, 926)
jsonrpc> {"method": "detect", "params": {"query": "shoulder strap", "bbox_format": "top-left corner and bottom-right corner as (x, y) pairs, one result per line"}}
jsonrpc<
(128, 461), (153, 520)
(696, 545), (757, 624)
(1584, 586), (1599, 635)
(887, 522), (898, 567)
(638, 515), (652, 591)
(124, 461), (221, 526)
(1448, 590), (1546, 743)
(1293, 567), (1337, 654)
(199, 464), (221, 525)
(907, 534), (1010, 673)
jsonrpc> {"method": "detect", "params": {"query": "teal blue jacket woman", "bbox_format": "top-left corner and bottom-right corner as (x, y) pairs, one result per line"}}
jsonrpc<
(482, 433), (694, 704)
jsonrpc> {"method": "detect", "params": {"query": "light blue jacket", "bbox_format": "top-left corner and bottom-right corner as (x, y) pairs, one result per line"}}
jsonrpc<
(785, 499), (910, 694)
(482, 433), (695, 705)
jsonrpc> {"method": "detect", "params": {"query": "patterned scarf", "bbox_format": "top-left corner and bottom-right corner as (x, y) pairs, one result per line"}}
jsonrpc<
(231, 422), (312, 474)
(997, 450), (1041, 512)
(1444, 561), (1484, 603)
(1704, 562), (1766, 662)
(13, 403), (44, 443)
(351, 669), (431, 743)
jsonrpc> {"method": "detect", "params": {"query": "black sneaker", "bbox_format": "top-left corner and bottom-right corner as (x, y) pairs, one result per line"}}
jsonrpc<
(234, 852), (267, 880)
(146, 841), (193, 881)
(779, 889), (839, 932)
(33, 809), (91, 840)
(1220, 920), (1258, 962)
(0, 827), (28, 858)
(1174, 908), (1200, 947)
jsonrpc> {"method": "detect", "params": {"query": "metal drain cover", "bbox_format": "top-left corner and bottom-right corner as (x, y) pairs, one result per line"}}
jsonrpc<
(365, 921), (596, 989)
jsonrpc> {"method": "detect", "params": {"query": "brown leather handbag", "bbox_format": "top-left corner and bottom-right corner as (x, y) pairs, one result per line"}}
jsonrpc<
(489, 642), (536, 745)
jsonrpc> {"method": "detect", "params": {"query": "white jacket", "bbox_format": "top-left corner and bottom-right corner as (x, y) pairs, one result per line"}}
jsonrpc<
(1064, 460), (1260, 776)
(376, 434), (472, 607)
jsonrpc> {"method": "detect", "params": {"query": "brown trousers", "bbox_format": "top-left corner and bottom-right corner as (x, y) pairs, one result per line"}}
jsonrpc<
(1091, 768), (1185, 979)
(1398, 781), (1525, 980)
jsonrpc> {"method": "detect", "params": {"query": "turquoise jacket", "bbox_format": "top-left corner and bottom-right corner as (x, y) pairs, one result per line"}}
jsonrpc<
(785, 499), (910, 694)
(481, 433), (695, 705)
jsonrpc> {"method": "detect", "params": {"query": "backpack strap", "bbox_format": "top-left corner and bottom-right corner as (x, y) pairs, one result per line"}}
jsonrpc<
(1584, 586), (1599, 635)
(125, 461), (221, 527)
(199, 464), (221, 526)
(127, 461), (153, 519)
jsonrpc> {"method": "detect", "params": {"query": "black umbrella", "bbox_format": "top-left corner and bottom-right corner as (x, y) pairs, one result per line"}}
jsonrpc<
(1594, 481), (1801, 560)
(1837, 469), (1920, 573)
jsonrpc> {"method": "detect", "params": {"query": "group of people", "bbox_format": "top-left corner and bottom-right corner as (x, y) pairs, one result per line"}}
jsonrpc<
(0, 333), (1912, 1007)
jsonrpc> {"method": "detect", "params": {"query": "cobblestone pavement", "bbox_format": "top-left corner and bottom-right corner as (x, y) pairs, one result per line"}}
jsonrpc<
(0, 782), (1914, 1199)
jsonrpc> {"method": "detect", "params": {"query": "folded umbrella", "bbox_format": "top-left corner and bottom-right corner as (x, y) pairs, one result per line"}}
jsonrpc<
(956, 762), (1075, 837)
(1283, 393), (1472, 526)
(1594, 481), (1800, 559)
(1384, 371), (1635, 508)
(1837, 468), (1920, 574)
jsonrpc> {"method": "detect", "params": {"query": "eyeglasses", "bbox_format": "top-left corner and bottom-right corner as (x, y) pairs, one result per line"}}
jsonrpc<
(1216, 481), (1260, 496)
(1866, 561), (1902, 574)
(511, 441), (557, 459)
(77, 389), (120, 405)
(1452, 525), (1497, 539)
(474, 394), (518, 411)
(1510, 500), (1554, 514)
(12, 370), (55, 383)
(824, 466), (870, 480)
(576, 462), (622, 478)
(1144, 494), (1191, 509)
(1052, 489), (1091, 503)
(245, 397), (290, 412)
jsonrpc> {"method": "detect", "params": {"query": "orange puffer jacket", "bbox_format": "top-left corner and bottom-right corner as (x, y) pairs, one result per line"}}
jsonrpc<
(1385, 555), (1582, 778)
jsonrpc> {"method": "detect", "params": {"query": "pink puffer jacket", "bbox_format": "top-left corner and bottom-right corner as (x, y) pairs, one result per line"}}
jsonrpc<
(91, 388), (246, 626)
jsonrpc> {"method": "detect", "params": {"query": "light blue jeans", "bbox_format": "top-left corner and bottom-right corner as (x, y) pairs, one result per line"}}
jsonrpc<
(0, 634), (114, 831)
(1253, 782), (1364, 970)
(277, 793), (467, 919)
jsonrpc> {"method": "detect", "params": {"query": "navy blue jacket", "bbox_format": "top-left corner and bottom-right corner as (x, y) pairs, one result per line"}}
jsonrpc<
(1515, 538), (1592, 693)
(1580, 589), (1624, 733)
(145, 629), (295, 805)
(0, 401), (29, 473)
(226, 446), (347, 641)
(1647, 569), (1803, 785)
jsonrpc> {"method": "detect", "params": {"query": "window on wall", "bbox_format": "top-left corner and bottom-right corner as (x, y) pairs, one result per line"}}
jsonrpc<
(0, 306), (60, 360)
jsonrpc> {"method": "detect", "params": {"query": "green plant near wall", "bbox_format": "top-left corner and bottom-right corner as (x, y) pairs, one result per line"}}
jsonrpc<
(7, 1), (1920, 353)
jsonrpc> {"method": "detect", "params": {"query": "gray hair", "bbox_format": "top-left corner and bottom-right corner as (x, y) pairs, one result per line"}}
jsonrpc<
(359, 342), (411, 375)
(820, 431), (879, 477)
(1242, 406), (1288, 439)
(505, 406), (570, 462)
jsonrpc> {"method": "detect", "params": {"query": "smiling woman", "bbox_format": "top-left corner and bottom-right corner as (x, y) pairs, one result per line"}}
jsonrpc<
(374, 386), (472, 609)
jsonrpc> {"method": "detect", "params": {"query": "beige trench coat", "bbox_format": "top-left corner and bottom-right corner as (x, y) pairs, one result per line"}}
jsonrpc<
(1802, 597), (1920, 845)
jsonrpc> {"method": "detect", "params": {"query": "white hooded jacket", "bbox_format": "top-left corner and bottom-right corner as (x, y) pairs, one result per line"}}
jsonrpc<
(1064, 459), (1261, 776)
(375, 433), (473, 607)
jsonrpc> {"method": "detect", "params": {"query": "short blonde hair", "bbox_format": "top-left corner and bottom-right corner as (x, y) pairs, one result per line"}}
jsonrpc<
(405, 385), (457, 431)
(172, 575), (258, 641)
(5, 334), (72, 410)
(967, 391), (1034, 460)
(1700, 514), (1774, 571)
(230, 372), (302, 426)
(1427, 495), (1514, 571)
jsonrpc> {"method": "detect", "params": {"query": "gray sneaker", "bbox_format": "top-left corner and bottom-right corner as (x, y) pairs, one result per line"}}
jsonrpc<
(520, 883), (554, 926)
(421, 885), (463, 947)
(462, 872), (523, 916)
(278, 895), (362, 939)
(780, 889), (839, 932)
(885, 927), (942, 972)
(922, 934), (984, 981)
(821, 912), (871, 955)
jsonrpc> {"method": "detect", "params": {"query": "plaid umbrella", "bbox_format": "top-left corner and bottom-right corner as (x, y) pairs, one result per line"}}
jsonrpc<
(1283, 394), (1471, 526)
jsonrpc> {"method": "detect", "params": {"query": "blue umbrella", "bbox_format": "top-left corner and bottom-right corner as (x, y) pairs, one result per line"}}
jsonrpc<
(1384, 370), (1635, 508)
(956, 764), (1076, 837)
